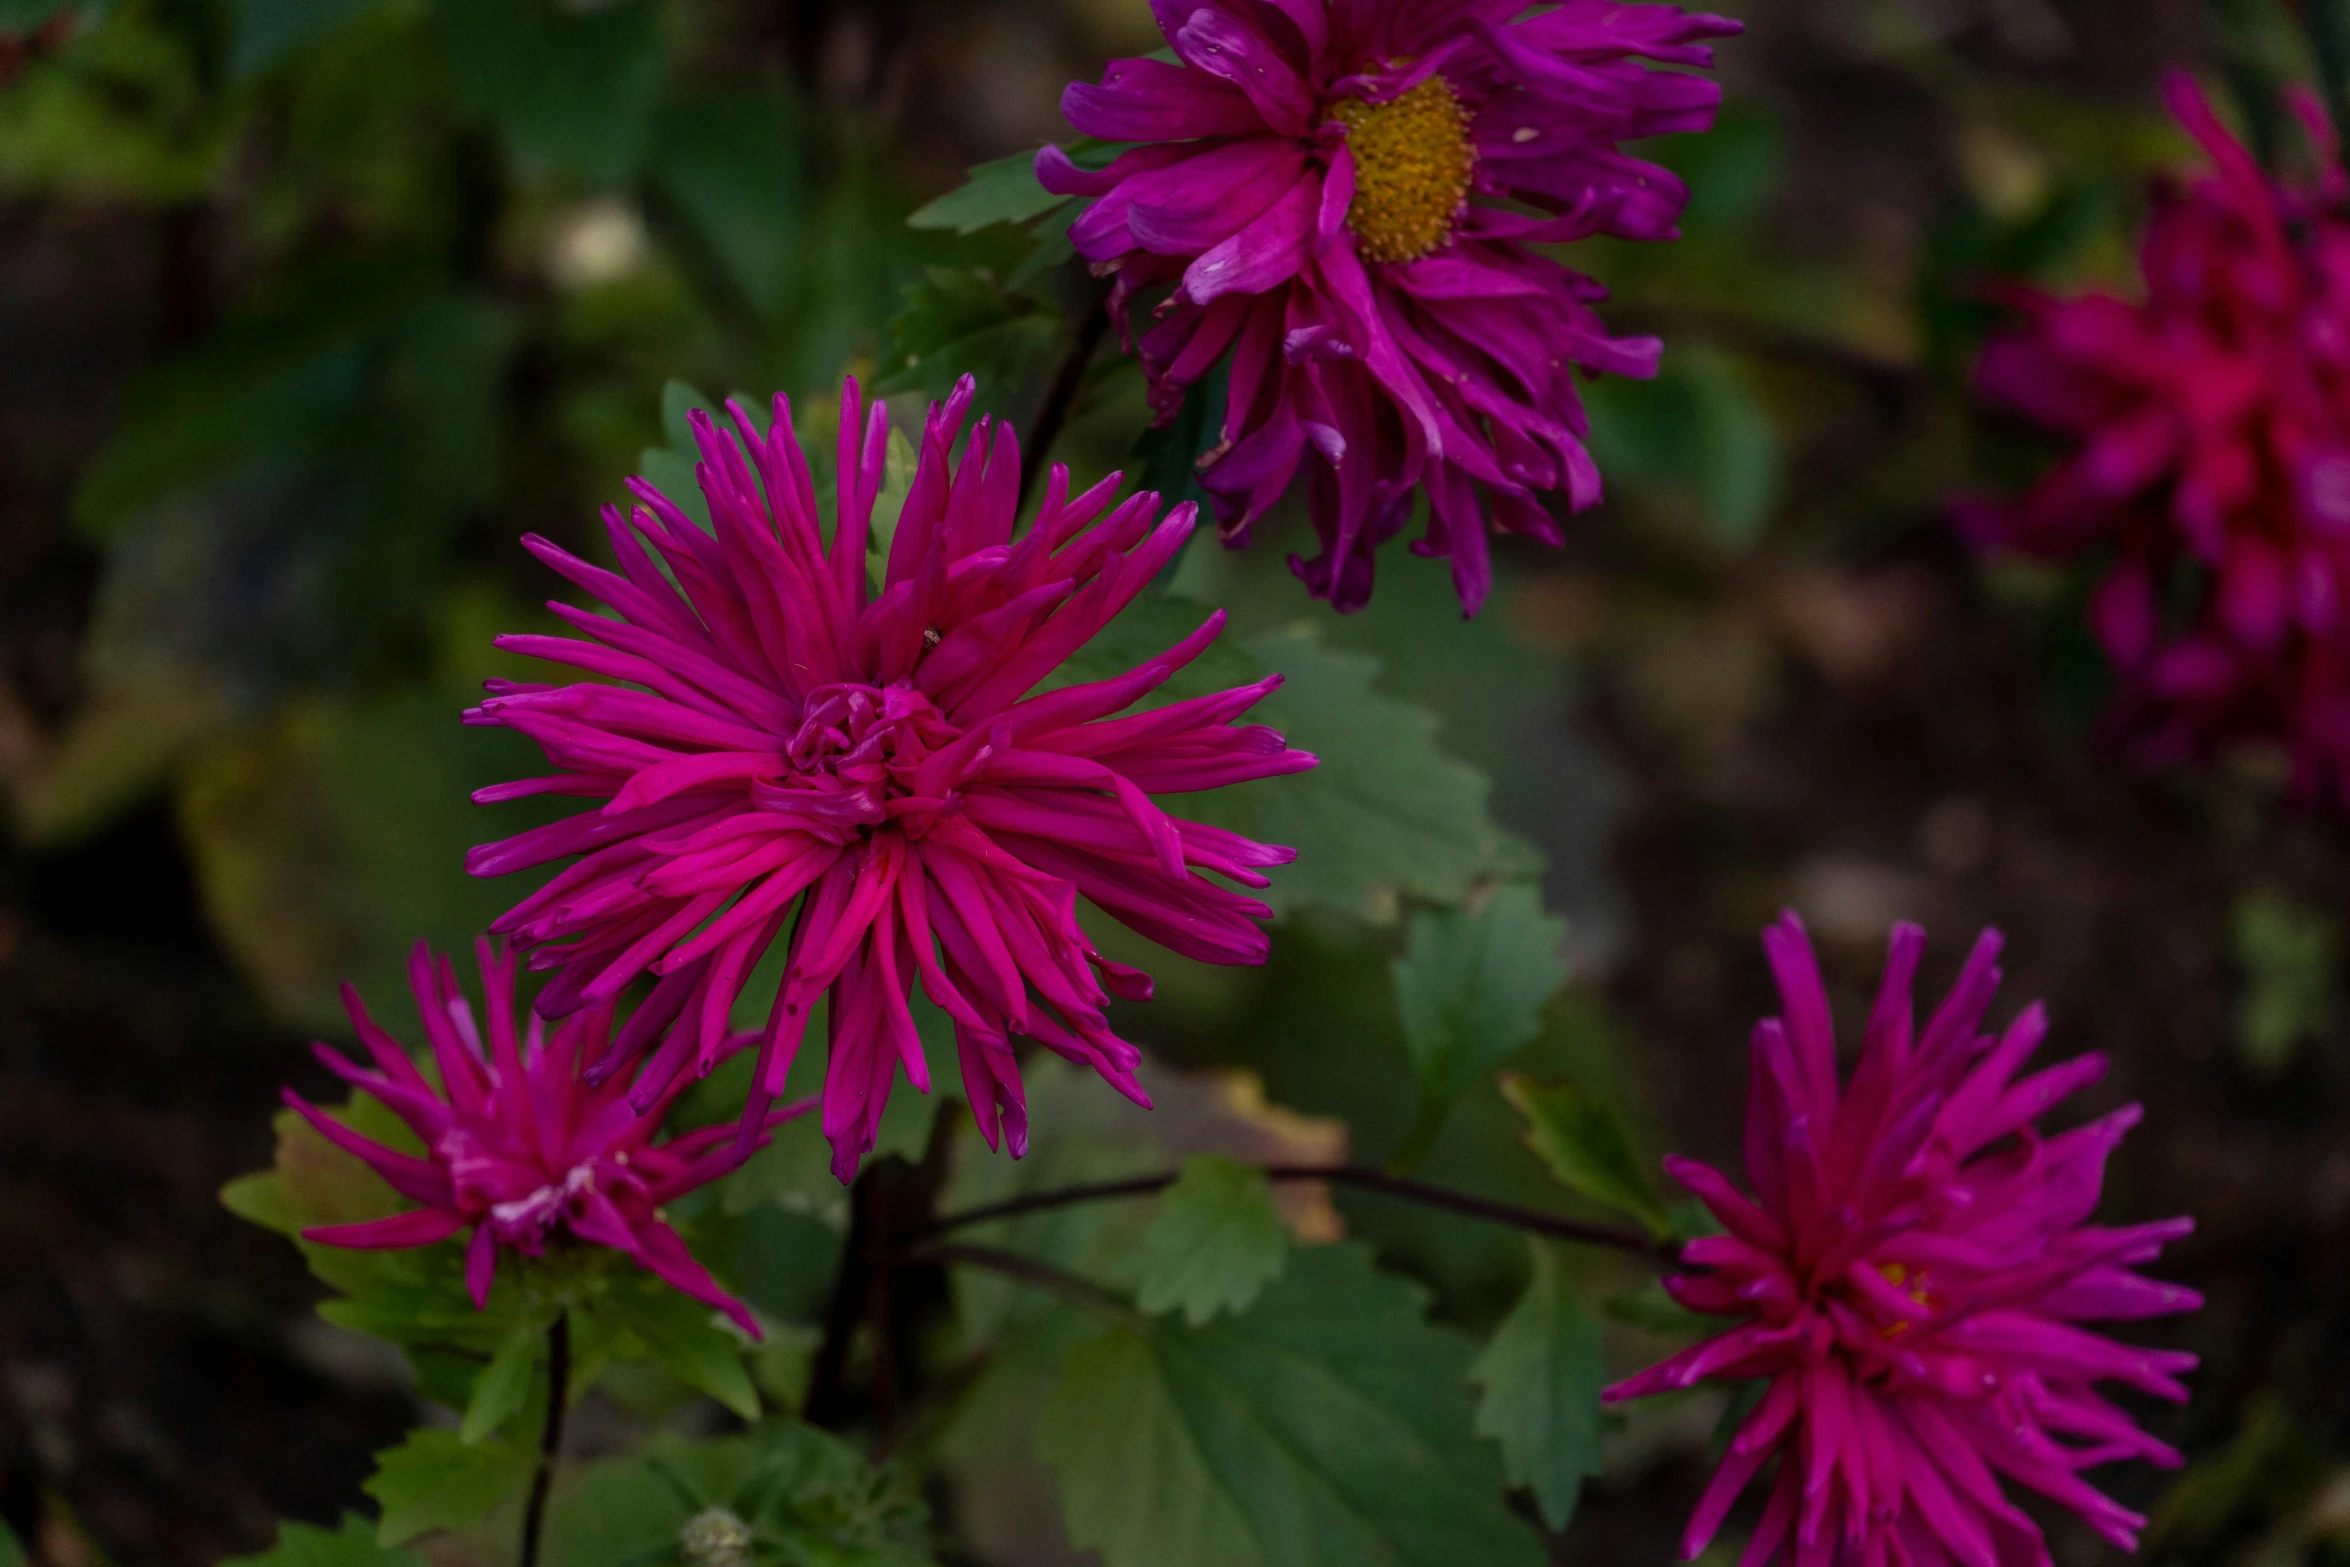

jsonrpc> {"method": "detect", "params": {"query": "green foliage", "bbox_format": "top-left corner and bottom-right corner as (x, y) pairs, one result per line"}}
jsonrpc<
(544, 1421), (934, 1567)
(220, 1514), (422, 1567)
(601, 1278), (763, 1421)
(877, 265), (1058, 414)
(460, 1326), (543, 1445)
(433, 0), (666, 184)
(907, 150), (1068, 235)
(2234, 892), (2340, 1076)
(1500, 1072), (1672, 1237)
(1582, 345), (1782, 549)
(1470, 1241), (1608, 1531)
(1390, 887), (1569, 1169)
(1132, 369), (1228, 514)
(0, 1519), (23, 1567)
(226, 0), (378, 79)
(1134, 1154), (1288, 1326)
(365, 1428), (538, 1546)
(1038, 1243), (1544, 1567)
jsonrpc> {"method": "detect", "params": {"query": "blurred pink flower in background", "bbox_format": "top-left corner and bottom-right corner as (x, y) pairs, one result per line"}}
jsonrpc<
(284, 940), (800, 1335)
(1042, 0), (1738, 615)
(468, 377), (1314, 1181)
(1967, 70), (2350, 801)
(1607, 913), (2199, 1567)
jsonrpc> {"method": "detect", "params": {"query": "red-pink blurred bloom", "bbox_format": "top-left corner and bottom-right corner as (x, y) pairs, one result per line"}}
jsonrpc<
(1967, 71), (2350, 799)
(285, 940), (798, 1336)
(1041, 0), (1737, 615)
(1606, 914), (2199, 1567)
(468, 377), (1314, 1182)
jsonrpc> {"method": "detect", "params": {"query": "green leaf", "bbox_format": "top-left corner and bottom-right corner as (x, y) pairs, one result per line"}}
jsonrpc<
(1390, 886), (1568, 1166)
(220, 1514), (421, 1567)
(638, 378), (725, 529)
(1037, 1243), (1545, 1567)
(650, 89), (807, 321)
(1470, 1241), (1607, 1531)
(1604, 1280), (1716, 1338)
(364, 1429), (536, 1546)
(608, 1282), (762, 1420)
(2234, 892), (2340, 1076)
(1132, 367), (1228, 516)
(461, 1326), (542, 1445)
(1134, 1154), (1287, 1326)
(0, 1518), (24, 1567)
(877, 266), (1058, 412)
(1686, 347), (1782, 549)
(1500, 1071), (1672, 1236)
(433, 0), (665, 184)
(908, 150), (1068, 234)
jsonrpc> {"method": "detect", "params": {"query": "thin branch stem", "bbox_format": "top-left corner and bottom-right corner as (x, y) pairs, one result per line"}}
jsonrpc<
(1017, 288), (1111, 514)
(902, 1242), (1148, 1330)
(913, 1164), (1683, 1267)
(520, 1313), (570, 1567)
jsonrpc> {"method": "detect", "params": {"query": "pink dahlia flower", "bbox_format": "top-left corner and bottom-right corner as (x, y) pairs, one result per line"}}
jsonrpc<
(1606, 914), (2200, 1567)
(1967, 71), (2350, 799)
(468, 377), (1314, 1182)
(1040, 0), (1738, 615)
(284, 940), (800, 1335)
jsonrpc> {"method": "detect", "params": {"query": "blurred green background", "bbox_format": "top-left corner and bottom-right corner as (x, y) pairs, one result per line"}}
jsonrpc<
(4, 0), (2346, 1564)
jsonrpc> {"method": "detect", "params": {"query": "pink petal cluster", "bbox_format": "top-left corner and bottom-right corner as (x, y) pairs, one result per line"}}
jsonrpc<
(1606, 914), (2200, 1567)
(1966, 71), (2350, 799)
(285, 940), (798, 1335)
(468, 377), (1314, 1182)
(1041, 0), (1738, 615)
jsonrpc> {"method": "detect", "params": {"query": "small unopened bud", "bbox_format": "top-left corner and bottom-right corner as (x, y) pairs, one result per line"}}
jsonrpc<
(679, 1506), (755, 1567)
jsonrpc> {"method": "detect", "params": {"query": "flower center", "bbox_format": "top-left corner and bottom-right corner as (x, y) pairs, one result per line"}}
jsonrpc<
(1329, 77), (1477, 265)
(765, 682), (957, 837)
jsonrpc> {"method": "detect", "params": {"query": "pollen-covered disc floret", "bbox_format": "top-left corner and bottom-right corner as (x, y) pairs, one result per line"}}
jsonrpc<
(466, 376), (1315, 1182)
(1966, 71), (2350, 802)
(1606, 913), (2201, 1567)
(1040, 0), (1738, 615)
(283, 939), (799, 1334)
(1329, 77), (1475, 264)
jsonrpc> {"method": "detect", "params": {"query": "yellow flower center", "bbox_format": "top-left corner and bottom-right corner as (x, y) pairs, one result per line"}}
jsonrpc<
(1875, 1262), (1936, 1338)
(1329, 77), (1476, 265)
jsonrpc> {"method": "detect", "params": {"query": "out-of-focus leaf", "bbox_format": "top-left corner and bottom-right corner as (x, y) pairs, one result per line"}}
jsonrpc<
(1037, 1242), (1545, 1567)
(545, 1422), (935, 1567)
(0, 1518), (24, 1567)
(177, 682), (562, 1030)
(1671, 101), (1784, 235)
(2148, 1394), (2302, 1550)
(1500, 1071), (1672, 1236)
(2234, 892), (2339, 1076)
(11, 669), (226, 845)
(1604, 1280), (1716, 1338)
(1133, 1154), (1287, 1326)
(225, 0), (375, 78)
(433, 0), (664, 184)
(909, 149), (1069, 234)
(365, 1429), (536, 1547)
(1470, 1240), (1607, 1531)
(461, 1326), (541, 1445)
(1392, 887), (1569, 1152)
(650, 89), (806, 321)
(0, 9), (236, 199)
(220, 1515), (420, 1567)
(1585, 345), (1781, 548)
(0, 0), (75, 26)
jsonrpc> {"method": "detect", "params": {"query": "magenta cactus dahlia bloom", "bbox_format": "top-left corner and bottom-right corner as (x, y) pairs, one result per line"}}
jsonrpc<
(1606, 914), (2200, 1567)
(1039, 0), (1739, 615)
(467, 377), (1314, 1182)
(284, 940), (800, 1336)
(1966, 72), (2350, 801)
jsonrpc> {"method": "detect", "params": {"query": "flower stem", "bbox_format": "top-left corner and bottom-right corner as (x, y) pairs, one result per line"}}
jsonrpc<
(904, 1241), (1149, 1331)
(915, 1163), (1683, 1267)
(519, 1313), (570, 1567)
(1017, 286), (1111, 514)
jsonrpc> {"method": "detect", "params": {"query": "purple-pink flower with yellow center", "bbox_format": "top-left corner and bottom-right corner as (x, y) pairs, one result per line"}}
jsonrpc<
(284, 940), (799, 1336)
(1606, 913), (2200, 1567)
(466, 377), (1315, 1182)
(1040, 0), (1739, 615)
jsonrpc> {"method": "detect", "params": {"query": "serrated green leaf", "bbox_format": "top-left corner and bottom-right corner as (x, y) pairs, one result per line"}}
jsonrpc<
(1389, 887), (1568, 1168)
(1471, 1241), (1606, 1531)
(610, 1284), (762, 1420)
(1134, 1155), (1287, 1326)
(1500, 1072), (1672, 1237)
(1037, 1243), (1545, 1567)
(908, 150), (1068, 234)
(877, 266), (1057, 412)
(365, 1429), (536, 1546)
(221, 1513), (421, 1567)
(462, 1325), (542, 1445)
(1054, 602), (1539, 919)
